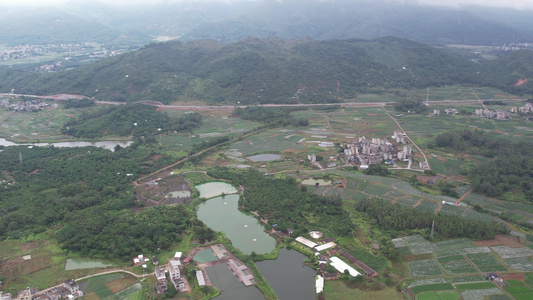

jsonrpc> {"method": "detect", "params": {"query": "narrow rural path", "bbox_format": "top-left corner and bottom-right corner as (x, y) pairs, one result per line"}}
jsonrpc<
(455, 189), (472, 206)
(382, 106), (430, 170)
(471, 87), (489, 110)
(311, 108), (341, 143)
(392, 194), (409, 204)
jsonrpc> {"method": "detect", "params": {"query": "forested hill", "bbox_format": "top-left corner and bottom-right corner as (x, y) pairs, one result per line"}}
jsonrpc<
(1, 36), (532, 104)
(0, 37), (483, 104)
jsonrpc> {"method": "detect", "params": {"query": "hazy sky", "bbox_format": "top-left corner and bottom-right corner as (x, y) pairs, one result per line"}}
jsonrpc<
(1, 0), (533, 10)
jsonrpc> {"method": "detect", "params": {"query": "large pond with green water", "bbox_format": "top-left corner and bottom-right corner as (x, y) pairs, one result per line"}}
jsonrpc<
(207, 263), (264, 300)
(256, 248), (316, 300)
(65, 258), (114, 270)
(197, 194), (275, 255)
(195, 182), (238, 199)
(193, 248), (219, 263)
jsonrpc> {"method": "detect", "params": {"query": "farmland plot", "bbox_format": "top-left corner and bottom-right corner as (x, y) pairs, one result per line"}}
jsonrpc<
(461, 288), (504, 300)
(408, 259), (443, 276)
(492, 246), (533, 259)
(502, 257), (533, 272)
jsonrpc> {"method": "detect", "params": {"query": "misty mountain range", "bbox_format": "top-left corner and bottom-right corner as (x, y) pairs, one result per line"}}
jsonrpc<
(1, 0), (533, 46)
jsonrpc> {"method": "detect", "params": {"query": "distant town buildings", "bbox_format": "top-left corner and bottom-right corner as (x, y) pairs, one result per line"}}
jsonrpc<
(343, 132), (412, 166)
(511, 102), (533, 114)
(0, 99), (58, 112)
(475, 109), (509, 120)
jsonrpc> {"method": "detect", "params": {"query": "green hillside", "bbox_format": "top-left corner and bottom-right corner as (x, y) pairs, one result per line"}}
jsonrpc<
(0, 37), (483, 104)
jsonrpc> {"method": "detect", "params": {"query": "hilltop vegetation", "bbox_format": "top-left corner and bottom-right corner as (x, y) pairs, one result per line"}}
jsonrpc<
(1, 36), (531, 104)
(0, 37), (481, 104)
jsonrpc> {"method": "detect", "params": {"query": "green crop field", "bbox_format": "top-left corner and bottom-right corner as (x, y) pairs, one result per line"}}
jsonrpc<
(505, 286), (533, 294)
(434, 238), (473, 252)
(514, 293), (533, 300)
(435, 290), (461, 300)
(94, 285), (114, 298)
(477, 265), (508, 272)
(437, 255), (465, 264)
(84, 273), (124, 293)
(525, 273), (533, 287)
(416, 291), (440, 300)
(506, 280), (525, 286)
(439, 205), (466, 217)
(409, 283), (454, 294)
(455, 282), (495, 290)
(451, 275), (486, 283)
(417, 200), (439, 212)
(396, 196), (421, 206)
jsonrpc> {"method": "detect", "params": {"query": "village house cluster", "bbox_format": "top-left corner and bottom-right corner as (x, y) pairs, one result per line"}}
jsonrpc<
(0, 280), (82, 300)
(0, 99), (58, 112)
(511, 102), (533, 114)
(151, 252), (188, 295)
(475, 108), (509, 120)
(343, 131), (412, 167)
(432, 108), (459, 115)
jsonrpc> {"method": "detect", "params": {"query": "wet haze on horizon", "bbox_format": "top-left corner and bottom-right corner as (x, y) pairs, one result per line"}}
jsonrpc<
(0, 0), (532, 10)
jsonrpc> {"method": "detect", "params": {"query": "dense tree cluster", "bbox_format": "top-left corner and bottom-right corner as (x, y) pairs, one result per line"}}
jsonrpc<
(62, 104), (202, 138)
(57, 206), (193, 260)
(363, 163), (391, 176)
(393, 98), (428, 113)
(429, 129), (533, 201)
(0, 145), (208, 259)
(207, 168), (354, 237)
(355, 199), (508, 240)
(234, 106), (309, 126)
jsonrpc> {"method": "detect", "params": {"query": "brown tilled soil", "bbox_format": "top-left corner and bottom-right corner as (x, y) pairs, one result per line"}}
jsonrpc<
(502, 273), (525, 281)
(84, 292), (99, 300)
(495, 234), (523, 248)
(473, 239), (503, 247)
(473, 234), (523, 248)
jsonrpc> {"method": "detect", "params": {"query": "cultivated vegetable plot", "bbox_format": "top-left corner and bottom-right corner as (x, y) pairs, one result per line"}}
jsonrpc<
(461, 288), (504, 300)
(408, 259), (443, 276)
